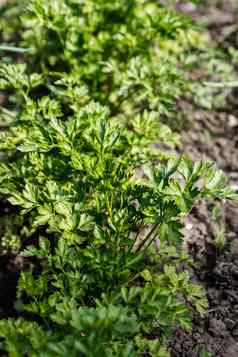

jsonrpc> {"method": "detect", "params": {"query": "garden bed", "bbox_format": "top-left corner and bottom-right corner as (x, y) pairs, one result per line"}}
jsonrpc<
(170, 1), (238, 356)
(0, 1), (237, 356)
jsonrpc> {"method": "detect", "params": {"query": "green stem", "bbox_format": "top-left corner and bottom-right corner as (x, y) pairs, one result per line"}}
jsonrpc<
(135, 222), (160, 253)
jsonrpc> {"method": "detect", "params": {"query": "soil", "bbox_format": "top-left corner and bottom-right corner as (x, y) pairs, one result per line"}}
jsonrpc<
(171, 201), (238, 357)
(169, 1), (238, 356)
(0, 201), (22, 319)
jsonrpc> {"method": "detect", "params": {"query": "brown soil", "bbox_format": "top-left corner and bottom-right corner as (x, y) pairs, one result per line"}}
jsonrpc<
(170, 1), (238, 356)
(171, 201), (238, 357)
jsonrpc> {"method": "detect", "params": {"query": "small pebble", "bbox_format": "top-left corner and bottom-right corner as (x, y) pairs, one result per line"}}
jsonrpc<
(228, 115), (238, 128)
(186, 223), (193, 230)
